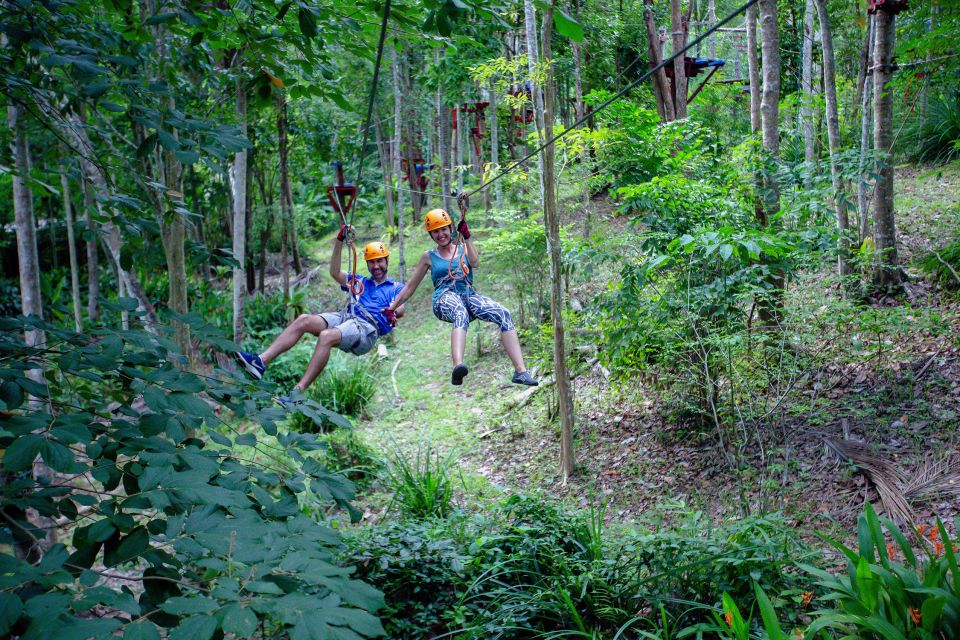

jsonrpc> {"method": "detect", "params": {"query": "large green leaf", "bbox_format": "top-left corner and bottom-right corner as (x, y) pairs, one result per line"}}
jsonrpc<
(0, 593), (23, 636)
(553, 9), (584, 42)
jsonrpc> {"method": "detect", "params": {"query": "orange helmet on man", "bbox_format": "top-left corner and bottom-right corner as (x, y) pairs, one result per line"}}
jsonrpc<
(424, 208), (453, 232)
(363, 242), (389, 261)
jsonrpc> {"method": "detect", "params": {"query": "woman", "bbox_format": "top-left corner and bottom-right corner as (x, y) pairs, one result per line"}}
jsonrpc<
(384, 208), (538, 387)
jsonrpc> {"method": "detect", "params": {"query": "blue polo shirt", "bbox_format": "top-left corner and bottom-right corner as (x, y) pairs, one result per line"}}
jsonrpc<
(342, 274), (404, 336)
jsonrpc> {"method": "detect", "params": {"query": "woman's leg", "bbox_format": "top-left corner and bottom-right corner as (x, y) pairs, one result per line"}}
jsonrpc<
(433, 290), (470, 366)
(465, 295), (526, 372)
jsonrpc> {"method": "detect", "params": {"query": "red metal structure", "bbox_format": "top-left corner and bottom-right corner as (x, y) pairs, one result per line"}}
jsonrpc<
(400, 157), (433, 191)
(451, 102), (491, 162)
(326, 162), (356, 216)
(868, 0), (908, 14)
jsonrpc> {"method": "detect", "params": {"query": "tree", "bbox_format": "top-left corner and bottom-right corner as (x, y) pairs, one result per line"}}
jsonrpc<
(815, 0), (853, 282)
(871, 6), (906, 291)
(801, 0), (817, 168)
(858, 15), (875, 240)
(759, 0), (781, 225)
(59, 159), (82, 332)
(644, 0), (676, 122)
(392, 44), (407, 279)
(540, 1), (576, 482)
(524, 0), (546, 202)
(746, 2), (762, 133)
(232, 76), (249, 344)
(670, 0), (689, 119)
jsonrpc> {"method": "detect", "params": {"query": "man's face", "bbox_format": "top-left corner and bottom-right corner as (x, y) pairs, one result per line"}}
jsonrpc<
(366, 257), (388, 282)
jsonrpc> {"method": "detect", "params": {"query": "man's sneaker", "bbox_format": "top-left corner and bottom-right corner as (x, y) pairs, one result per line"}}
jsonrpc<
(451, 364), (469, 386)
(511, 370), (538, 386)
(275, 392), (304, 411)
(235, 351), (265, 380)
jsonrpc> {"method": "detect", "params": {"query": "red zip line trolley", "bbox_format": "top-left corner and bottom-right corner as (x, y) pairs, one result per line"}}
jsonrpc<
(326, 162), (363, 296)
(868, 0), (908, 15)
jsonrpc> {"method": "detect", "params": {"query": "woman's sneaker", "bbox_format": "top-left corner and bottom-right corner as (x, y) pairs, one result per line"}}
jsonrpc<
(451, 364), (469, 386)
(511, 370), (538, 386)
(235, 351), (266, 380)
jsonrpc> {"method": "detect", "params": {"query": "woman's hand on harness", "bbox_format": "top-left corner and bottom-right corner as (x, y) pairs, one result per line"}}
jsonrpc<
(382, 307), (398, 327)
(457, 219), (470, 240)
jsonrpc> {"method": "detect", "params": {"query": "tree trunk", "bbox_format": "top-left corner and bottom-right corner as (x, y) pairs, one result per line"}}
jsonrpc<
(232, 77), (248, 343)
(801, 0), (816, 167)
(540, 3), (575, 482)
(858, 16), (875, 242)
(436, 48), (453, 213)
(57, 106), (159, 331)
(278, 95), (293, 300)
(524, 0), (546, 203)
(489, 83), (502, 208)
(374, 110), (395, 233)
(815, 0), (852, 281)
(871, 9), (905, 291)
(392, 44), (407, 280)
(81, 177), (99, 322)
(644, 0), (675, 122)
(759, 0), (781, 223)
(60, 160), (83, 332)
(746, 3), (761, 133)
(9, 104), (46, 357)
(670, 0), (688, 119)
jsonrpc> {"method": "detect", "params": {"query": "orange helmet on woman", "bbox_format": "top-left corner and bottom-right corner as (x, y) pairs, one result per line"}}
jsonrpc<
(424, 208), (453, 232)
(363, 242), (389, 261)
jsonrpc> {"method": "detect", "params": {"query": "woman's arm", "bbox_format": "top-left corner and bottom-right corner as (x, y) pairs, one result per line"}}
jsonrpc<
(387, 252), (431, 311)
(463, 237), (480, 268)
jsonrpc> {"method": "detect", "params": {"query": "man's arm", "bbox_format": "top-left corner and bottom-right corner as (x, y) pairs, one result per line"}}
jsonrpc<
(329, 226), (350, 286)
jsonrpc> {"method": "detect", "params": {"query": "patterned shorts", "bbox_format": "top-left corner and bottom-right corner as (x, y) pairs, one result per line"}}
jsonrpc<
(432, 289), (515, 333)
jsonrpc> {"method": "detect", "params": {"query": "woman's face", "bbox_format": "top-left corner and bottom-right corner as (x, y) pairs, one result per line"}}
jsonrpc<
(429, 224), (452, 247)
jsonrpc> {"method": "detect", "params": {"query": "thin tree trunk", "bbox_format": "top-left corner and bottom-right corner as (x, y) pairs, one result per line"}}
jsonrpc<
(644, 0), (675, 122)
(871, 8), (904, 290)
(670, 0), (689, 119)
(815, 0), (852, 281)
(436, 48), (452, 213)
(708, 0), (717, 58)
(858, 16), (875, 241)
(232, 77), (248, 343)
(746, 3), (761, 133)
(374, 111), (395, 233)
(524, 0), (546, 204)
(57, 106), (158, 331)
(539, 3), (575, 482)
(60, 160), (83, 332)
(392, 44), (406, 279)
(278, 96), (293, 300)
(81, 176), (99, 322)
(489, 83), (502, 208)
(9, 104), (46, 360)
(759, 0), (781, 223)
(801, 0), (816, 167)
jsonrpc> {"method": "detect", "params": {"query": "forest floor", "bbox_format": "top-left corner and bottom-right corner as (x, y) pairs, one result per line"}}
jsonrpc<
(298, 162), (960, 539)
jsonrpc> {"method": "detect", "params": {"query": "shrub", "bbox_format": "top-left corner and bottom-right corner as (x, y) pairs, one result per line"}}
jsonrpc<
(919, 236), (960, 289)
(385, 442), (459, 519)
(320, 429), (383, 488)
(904, 95), (960, 164)
(0, 315), (383, 640)
(345, 518), (474, 639)
(803, 503), (960, 639)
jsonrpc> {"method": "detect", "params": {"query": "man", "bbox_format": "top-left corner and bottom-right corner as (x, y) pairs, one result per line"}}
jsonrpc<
(235, 225), (404, 407)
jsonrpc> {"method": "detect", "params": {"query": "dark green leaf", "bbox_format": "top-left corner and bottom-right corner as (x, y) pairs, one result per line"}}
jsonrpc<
(124, 621), (162, 640)
(220, 603), (256, 636)
(160, 597), (220, 615)
(41, 439), (84, 473)
(0, 380), (24, 410)
(0, 593), (23, 636)
(145, 12), (178, 25)
(298, 8), (317, 38)
(168, 615), (218, 640)
(4, 433), (44, 471)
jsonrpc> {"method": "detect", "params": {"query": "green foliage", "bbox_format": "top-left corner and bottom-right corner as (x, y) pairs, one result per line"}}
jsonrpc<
(919, 236), (960, 289)
(0, 315), (384, 639)
(904, 96), (960, 164)
(803, 503), (960, 639)
(384, 442), (459, 519)
(319, 430), (383, 489)
(346, 518), (473, 639)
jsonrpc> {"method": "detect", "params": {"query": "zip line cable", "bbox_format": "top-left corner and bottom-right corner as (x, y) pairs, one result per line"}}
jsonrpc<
(463, 0), (761, 200)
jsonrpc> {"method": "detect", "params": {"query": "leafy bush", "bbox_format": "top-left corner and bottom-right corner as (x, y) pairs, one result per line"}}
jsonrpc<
(346, 519), (473, 639)
(0, 315), (384, 639)
(803, 503), (960, 639)
(919, 236), (960, 289)
(385, 442), (459, 518)
(904, 95), (960, 164)
(320, 429), (383, 488)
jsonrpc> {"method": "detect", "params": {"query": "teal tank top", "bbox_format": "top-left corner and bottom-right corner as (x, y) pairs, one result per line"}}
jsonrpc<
(429, 247), (474, 304)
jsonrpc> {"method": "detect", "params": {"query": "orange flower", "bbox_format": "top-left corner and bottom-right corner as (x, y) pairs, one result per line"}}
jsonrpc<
(725, 611), (733, 627)
(801, 591), (814, 607)
(910, 607), (922, 625)
(916, 524), (927, 537)
(934, 541), (944, 557)
(887, 543), (896, 560)
(929, 527), (940, 543)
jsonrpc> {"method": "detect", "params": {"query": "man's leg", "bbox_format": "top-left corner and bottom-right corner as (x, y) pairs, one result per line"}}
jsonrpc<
(260, 314), (328, 366)
(296, 328), (342, 391)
